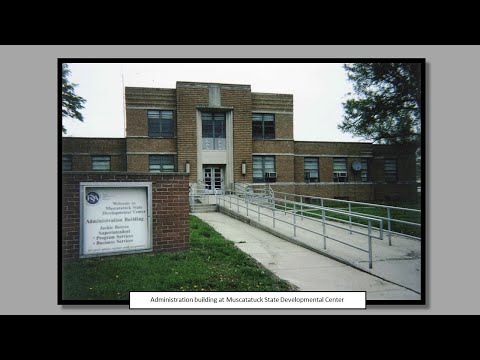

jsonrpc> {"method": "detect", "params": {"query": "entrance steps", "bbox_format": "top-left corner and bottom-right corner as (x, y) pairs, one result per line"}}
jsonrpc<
(190, 204), (218, 213)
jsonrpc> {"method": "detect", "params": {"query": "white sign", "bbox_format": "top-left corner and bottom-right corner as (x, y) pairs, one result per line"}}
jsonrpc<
(130, 292), (366, 309)
(80, 183), (152, 257)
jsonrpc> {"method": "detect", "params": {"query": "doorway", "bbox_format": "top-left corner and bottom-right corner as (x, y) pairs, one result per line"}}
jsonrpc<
(204, 166), (224, 194)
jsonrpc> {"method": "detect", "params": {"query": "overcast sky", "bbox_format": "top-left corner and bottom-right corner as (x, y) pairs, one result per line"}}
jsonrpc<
(62, 62), (367, 142)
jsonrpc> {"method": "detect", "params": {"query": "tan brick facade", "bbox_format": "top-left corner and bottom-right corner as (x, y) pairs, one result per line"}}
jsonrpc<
(62, 138), (126, 171)
(126, 138), (177, 153)
(252, 140), (294, 154)
(176, 84), (208, 181)
(221, 87), (253, 183)
(62, 81), (418, 202)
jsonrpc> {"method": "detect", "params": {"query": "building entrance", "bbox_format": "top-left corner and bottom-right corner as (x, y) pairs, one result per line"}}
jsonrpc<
(204, 166), (224, 194)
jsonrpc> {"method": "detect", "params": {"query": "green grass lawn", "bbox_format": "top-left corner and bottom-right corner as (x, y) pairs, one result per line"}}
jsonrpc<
(63, 215), (295, 301)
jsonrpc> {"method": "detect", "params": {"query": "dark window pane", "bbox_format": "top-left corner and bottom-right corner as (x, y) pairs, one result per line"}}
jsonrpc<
(264, 121), (275, 139)
(252, 155), (276, 182)
(252, 121), (263, 139)
(149, 110), (175, 137)
(333, 158), (347, 182)
(91, 156), (111, 171)
(361, 159), (368, 182)
(202, 119), (213, 138)
(304, 157), (319, 181)
(252, 113), (275, 140)
(150, 155), (175, 172)
(214, 117), (226, 138)
(63, 156), (72, 171)
(384, 159), (397, 182)
(148, 118), (161, 136)
(161, 118), (174, 137)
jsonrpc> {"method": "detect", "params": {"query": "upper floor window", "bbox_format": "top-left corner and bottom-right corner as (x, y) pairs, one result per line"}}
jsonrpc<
(333, 158), (348, 182)
(361, 159), (369, 182)
(384, 159), (398, 182)
(202, 112), (226, 150)
(91, 156), (111, 171)
(62, 155), (72, 171)
(148, 110), (174, 137)
(304, 157), (319, 182)
(253, 155), (276, 183)
(252, 113), (275, 139)
(149, 155), (176, 172)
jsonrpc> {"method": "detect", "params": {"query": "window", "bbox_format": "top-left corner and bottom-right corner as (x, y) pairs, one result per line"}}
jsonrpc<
(202, 112), (226, 150)
(91, 156), (111, 171)
(253, 156), (276, 183)
(384, 159), (397, 182)
(304, 157), (319, 182)
(333, 158), (348, 182)
(62, 155), (72, 171)
(252, 113), (275, 139)
(361, 159), (369, 182)
(149, 155), (176, 172)
(148, 110), (174, 137)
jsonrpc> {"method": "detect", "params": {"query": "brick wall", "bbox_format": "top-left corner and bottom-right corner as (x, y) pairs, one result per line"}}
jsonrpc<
(127, 154), (149, 172)
(275, 113), (294, 139)
(176, 84), (208, 182)
(126, 138), (177, 153)
(276, 155), (295, 182)
(221, 87), (253, 182)
(63, 137), (126, 154)
(62, 173), (190, 261)
(125, 87), (177, 108)
(62, 138), (126, 171)
(251, 93), (293, 112)
(252, 140), (294, 153)
(294, 141), (374, 156)
(251, 93), (293, 140)
(372, 144), (417, 183)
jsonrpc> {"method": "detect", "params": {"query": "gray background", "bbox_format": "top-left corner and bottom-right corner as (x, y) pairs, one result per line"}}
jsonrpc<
(0, 45), (477, 314)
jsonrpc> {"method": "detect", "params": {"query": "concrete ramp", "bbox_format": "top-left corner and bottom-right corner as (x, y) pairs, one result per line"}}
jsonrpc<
(194, 212), (420, 301)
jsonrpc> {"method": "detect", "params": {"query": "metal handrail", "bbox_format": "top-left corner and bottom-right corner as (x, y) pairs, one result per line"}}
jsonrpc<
(222, 188), (385, 269)
(268, 185), (420, 244)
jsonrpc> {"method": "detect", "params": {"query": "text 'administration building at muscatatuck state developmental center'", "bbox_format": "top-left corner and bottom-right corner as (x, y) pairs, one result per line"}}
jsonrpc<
(62, 81), (417, 202)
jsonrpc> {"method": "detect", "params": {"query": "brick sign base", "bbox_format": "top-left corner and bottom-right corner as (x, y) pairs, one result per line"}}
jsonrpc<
(62, 172), (190, 261)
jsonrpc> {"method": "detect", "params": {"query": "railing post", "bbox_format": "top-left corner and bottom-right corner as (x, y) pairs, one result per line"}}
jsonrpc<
(379, 219), (384, 240)
(348, 202), (352, 234)
(293, 203), (297, 237)
(273, 206), (276, 228)
(300, 196), (303, 221)
(322, 208), (326, 249)
(368, 220), (373, 269)
(321, 198), (324, 208)
(387, 207), (392, 246)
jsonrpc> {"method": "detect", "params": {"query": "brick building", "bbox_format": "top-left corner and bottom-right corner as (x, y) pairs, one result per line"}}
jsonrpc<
(62, 81), (417, 202)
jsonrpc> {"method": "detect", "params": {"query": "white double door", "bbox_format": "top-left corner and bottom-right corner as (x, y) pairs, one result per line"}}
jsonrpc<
(204, 167), (224, 194)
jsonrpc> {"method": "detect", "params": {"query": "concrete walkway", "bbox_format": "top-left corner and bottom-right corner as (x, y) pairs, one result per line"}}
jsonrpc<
(194, 212), (420, 301)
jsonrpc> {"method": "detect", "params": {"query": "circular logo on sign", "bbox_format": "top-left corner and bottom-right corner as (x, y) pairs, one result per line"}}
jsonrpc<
(86, 191), (100, 205)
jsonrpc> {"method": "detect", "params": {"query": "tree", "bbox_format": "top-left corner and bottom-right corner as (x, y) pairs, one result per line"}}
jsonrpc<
(339, 63), (421, 145)
(62, 64), (86, 134)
